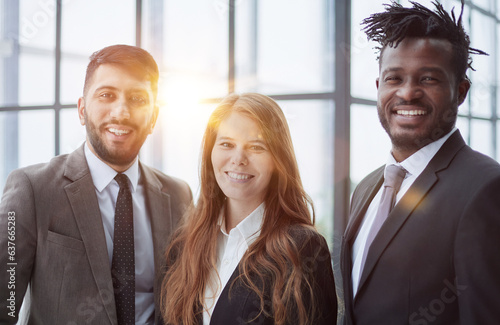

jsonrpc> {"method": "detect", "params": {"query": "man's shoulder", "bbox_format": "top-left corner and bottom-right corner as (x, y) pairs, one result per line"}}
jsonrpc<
(140, 164), (191, 195)
(451, 145), (500, 179)
(141, 164), (186, 185)
(357, 165), (385, 188)
(10, 151), (75, 181)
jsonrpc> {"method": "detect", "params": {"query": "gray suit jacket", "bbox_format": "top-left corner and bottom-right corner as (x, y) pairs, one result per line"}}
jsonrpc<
(0, 145), (192, 324)
(339, 130), (500, 325)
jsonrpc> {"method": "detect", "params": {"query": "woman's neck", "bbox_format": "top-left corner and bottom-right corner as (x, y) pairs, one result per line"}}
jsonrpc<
(224, 200), (262, 232)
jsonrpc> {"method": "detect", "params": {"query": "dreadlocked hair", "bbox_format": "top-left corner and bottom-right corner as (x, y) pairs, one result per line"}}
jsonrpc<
(362, 0), (487, 81)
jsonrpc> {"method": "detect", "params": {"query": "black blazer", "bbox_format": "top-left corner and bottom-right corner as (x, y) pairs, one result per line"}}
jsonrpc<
(166, 226), (337, 325)
(339, 130), (500, 325)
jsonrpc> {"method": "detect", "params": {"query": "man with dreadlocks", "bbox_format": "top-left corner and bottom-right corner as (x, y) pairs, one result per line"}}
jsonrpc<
(339, 1), (500, 324)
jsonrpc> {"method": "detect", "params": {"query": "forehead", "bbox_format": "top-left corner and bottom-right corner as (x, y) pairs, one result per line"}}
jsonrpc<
(217, 112), (263, 139)
(379, 38), (454, 73)
(87, 63), (153, 93)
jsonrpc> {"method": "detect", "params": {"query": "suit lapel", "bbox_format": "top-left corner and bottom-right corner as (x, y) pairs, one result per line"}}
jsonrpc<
(344, 166), (385, 244)
(210, 265), (249, 325)
(356, 130), (466, 295)
(63, 145), (118, 324)
(342, 166), (384, 322)
(140, 164), (171, 324)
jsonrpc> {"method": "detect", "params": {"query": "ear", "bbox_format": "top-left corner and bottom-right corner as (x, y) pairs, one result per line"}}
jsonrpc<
(376, 77), (380, 90)
(457, 78), (470, 106)
(149, 104), (159, 134)
(77, 97), (86, 125)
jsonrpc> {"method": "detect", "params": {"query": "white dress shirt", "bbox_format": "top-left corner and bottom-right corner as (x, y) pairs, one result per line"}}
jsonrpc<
(351, 129), (456, 296)
(203, 203), (265, 325)
(84, 143), (155, 325)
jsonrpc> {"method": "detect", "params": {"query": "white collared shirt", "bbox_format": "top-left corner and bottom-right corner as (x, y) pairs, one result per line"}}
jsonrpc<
(84, 143), (155, 325)
(351, 129), (457, 297)
(203, 203), (265, 325)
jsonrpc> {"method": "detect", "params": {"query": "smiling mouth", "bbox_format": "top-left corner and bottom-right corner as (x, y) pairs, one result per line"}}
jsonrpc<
(226, 172), (254, 180)
(108, 127), (131, 136)
(396, 109), (428, 117)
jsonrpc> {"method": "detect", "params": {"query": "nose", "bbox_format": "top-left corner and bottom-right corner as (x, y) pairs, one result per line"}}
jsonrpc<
(396, 79), (423, 101)
(231, 148), (248, 166)
(109, 98), (131, 120)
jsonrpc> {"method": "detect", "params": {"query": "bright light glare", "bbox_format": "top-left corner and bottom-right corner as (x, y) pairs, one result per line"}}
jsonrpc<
(157, 72), (220, 200)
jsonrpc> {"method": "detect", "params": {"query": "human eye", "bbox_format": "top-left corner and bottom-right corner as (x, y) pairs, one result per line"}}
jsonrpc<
(384, 74), (401, 84)
(130, 95), (148, 106)
(249, 143), (268, 152)
(219, 142), (234, 148)
(421, 76), (439, 84)
(99, 92), (115, 100)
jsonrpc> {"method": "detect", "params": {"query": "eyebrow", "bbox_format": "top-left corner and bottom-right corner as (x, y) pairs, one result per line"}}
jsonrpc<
(93, 86), (119, 94)
(216, 136), (267, 144)
(382, 67), (446, 74)
(93, 86), (150, 94)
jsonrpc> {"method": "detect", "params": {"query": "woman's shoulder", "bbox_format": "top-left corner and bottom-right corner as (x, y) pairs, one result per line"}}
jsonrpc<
(285, 224), (330, 254)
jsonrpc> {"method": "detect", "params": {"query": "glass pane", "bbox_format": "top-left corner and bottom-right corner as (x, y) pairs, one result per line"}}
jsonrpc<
(236, 0), (333, 94)
(161, 0), (228, 100)
(19, 51), (55, 105)
(350, 0), (386, 100)
(455, 116), (470, 145)
(61, 56), (86, 105)
(497, 120), (500, 162)
(61, 0), (135, 53)
(350, 104), (391, 187)
(470, 119), (493, 158)
(60, 107), (85, 154)
(17, 0), (56, 106)
(276, 100), (334, 243)
(19, 0), (56, 49)
(0, 112), (20, 194)
(0, 109), (55, 195)
(469, 12), (494, 118)
(18, 109), (55, 167)
(0, 2), (15, 107)
(498, 24), (500, 117)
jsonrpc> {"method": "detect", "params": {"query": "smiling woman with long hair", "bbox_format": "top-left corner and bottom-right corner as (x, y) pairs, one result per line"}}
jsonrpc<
(160, 93), (337, 325)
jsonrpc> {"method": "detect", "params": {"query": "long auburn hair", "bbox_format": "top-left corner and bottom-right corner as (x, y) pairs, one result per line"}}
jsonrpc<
(161, 93), (317, 324)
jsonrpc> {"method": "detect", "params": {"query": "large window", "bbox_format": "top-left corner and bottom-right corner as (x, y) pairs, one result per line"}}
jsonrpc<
(1, 0), (499, 251)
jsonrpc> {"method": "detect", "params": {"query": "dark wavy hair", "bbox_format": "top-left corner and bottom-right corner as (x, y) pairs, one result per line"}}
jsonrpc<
(362, 0), (487, 82)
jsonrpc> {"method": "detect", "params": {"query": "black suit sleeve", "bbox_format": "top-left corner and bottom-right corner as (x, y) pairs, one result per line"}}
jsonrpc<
(454, 175), (500, 324)
(298, 231), (338, 325)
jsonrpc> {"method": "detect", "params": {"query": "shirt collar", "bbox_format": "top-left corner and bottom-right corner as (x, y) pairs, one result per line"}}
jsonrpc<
(218, 203), (265, 244)
(386, 128), (457, 177)
(84, 142), (140, 192)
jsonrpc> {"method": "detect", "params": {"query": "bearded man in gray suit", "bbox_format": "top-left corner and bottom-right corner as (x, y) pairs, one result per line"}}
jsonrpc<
(0, 44), (192, 325)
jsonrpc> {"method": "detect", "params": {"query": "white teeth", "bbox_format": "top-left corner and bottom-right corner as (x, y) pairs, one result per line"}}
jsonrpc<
(108, 128), (131, 136)
(227, 172), (251, 180)
(397, 110), (427, 116)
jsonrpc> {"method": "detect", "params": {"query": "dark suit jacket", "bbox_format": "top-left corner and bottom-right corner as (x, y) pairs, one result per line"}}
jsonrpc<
(339, 130), (500, 325)
(167, 226), (337, 325)
(0, 145), (192, 324)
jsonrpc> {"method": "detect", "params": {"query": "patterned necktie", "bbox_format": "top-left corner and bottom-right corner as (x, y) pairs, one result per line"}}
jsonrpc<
(359, 165), (406, 274)
(112, 173), (135, 325)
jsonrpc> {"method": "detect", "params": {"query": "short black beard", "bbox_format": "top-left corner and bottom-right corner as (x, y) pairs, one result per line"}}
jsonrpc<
(84, 110), (141, 167)
(377, 104), (458, 155)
